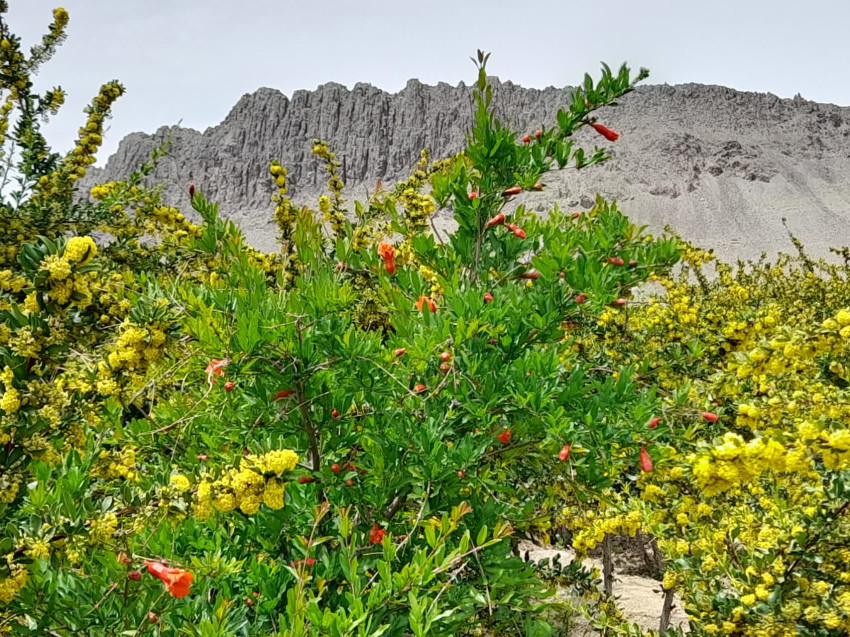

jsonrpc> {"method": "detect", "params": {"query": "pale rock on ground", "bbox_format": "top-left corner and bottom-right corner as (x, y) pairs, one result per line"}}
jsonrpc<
(81, 80), (850, 262)
(517, 540), (689, 635)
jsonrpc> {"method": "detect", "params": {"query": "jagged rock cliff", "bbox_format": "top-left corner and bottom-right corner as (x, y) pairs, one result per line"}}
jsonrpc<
(82, 80), (850, 259)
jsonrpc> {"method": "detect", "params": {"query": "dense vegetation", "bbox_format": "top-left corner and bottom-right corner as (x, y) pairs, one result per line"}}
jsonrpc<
(1, 5), (849, 636)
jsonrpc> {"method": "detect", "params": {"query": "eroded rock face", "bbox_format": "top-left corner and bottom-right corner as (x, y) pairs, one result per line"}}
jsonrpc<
(81, 80), (850, 259)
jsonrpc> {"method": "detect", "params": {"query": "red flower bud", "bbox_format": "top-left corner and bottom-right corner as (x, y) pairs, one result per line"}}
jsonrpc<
(298, 476), (316, 484)
(246, 597), (254, 606)
(559, 445), (571, 461)
(345, 479), (355, 486)
(640, 445), (653, 473)
(648, 417), (661, 429)
(224, 381), (235, 392)
(274, 390), (294, 401)
(575, 293), (588, 304)
(485, 213), (506, 229)
(497, 429), (513, 445)
(412, 383), (427, 394)
(702, 411), (719, 422)
(197, 454), (209, 461)
(571, 211), (582, 220)
(590, 122), (619, 141)
(148, 612), (159, 624)
(483, 291), (494, 303)
(188, 184), (195, 197)
(609, 257), (625, 266)
(502, 186), (523, 197)
(415, 296), (438, 313)
(440, 351), (452, 362)
(469, 191), (479, 200)
(534, 129), (542, 141)
(522, 134), (531, 144)
(331, 409), (340, 419)
(520, 271), (540, 280)
(457, 470), (465, 479)
(532, 182), (543, 191)
(331, 463), (342, 474)
(439, 362), (451, 373)
(128, 570), (142, 581)
(612, 298), (627, 307)
(394, 347), (406, 357)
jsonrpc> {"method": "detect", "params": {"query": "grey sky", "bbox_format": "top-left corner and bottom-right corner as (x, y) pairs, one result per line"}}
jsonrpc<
(8, 1), (850, 164)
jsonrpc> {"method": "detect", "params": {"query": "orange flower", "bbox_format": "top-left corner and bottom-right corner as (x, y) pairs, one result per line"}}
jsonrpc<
(590, 122), (619, 141)
(205, 358), (229, 380)
(369, 523), (387, 545)
(378, 242), (396, 275)
(416, 295), (437, 313)
(145, 561), (193, 598)
(639, 446), (653, 473)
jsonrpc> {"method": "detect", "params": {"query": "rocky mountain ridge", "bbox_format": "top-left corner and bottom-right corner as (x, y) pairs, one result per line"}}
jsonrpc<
(82, 79), (850, 258)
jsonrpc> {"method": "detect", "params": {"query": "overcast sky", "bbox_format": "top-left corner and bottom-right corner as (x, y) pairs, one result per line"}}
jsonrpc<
(7, 1), (850, 164)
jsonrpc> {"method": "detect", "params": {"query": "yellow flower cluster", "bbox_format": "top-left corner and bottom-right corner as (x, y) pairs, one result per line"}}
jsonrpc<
(96, 320), (170, 397)
(193, 449), (298, 519)
(89, 446), (138, 482)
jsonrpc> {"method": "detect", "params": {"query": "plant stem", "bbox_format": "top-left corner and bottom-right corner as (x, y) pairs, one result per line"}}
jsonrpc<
(602, 534), (614, 597)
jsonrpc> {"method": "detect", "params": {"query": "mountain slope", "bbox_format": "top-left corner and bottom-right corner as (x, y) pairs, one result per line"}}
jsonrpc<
(83, 80), (850, 259)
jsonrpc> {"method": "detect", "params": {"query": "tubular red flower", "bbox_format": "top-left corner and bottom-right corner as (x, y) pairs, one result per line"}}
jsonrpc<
(369, 523), (387, 545)
(639, 446), (653, 473)
(497, 429), (513, 445)
(559, 445), (571, 461)
(484, 213), (505, 229)
(145, 562), (193, 598)
(378, 241), (396, 275)
(590, 122), (619, 141)
(648, 417), (661, 429)
(416, 296), (437, 313)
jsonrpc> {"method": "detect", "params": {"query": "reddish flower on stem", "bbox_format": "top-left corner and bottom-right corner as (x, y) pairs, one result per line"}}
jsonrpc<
(702, 411), (719, 422)
(483, 291), (494, 303)
(534, 129), (542, 141)
(484, 213), (505, 229)
(532, 182), (543, 191)
(611, 298), (627, 307)
(497, 429), (513, 445)
(505, 223), (526, 239)
(469, 191), (479, 200)
(274, 389), (294, 401)
(575, 293), (588, 304)
(369, 524), (387, 545)
(205, 359), (229, 379)
(197, 454), (209, 461)
(608, 257), (625, 266)
(377, 241), (396, 275)
(439, 351), (452, 362)
(331, 408), (340, 419)
(520, 271), (540, 280)
(502, 186), (523, 197)
(439, 362), (451, 373)
(345, 479), (355, 486)
(188, 184), (195, 197)
(457, 470), (465, 479)
(522, 134), (531, 144)
(298, 476), (316, 484)
(148, 612), (159, 624)
(224, 381), (235, 392)
(394, 347), (406, 358)
(416, 296), (438, 313)
(590, 122), (619, 141)
(331, 463), (342, 474)
(412, 383), (427, 394)
(648, 417), (661, 429)
(571, 211), (582, 220)
(559, 445), (571, 461)
(128, 570), (142, 581)
(145, 562), (194, 599)
(291, 557), (316, 568)
(639, 446), (653, 473)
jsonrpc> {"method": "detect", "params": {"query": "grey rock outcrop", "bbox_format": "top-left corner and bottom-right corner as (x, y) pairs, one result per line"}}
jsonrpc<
(82, 80), (850, 259)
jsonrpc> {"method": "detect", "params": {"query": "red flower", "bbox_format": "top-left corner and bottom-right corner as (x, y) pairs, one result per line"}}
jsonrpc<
(291, 557), (316, 568)
(331, 463), (342, 474)
(331, 408), (340, 419)
(497, 429), (513, 445)
(439, 351), (452, 362)
(117, 552), (132, 565)
(559, 445), (571, 461)
(128, 570), (142, 581)
(590, 122), (619, 141)
(505, 223), (526, 239)
(648, 417), (661, 429)
(394, 347), (407, 357)
(483, 291), (494, 303)
(520, 271), (540, 280)
(369, 523), (387, 545)
(457, 470), (465, 478)
(575, 293), (588, 304)
(502, 186), (523, 197)
(416, 296), (437, 313)
(639, 446), (653, 473)
(439, 362), (451, 373)
(298, 476), (316, 484)
(145, 561), (194, 599)
(188, 184), (195, 197)
(571, 211), (582, 220)
(532, 182), (543, 191)
(484, 213), (505, 229)
(611, 298), (627, 307)
(534, 129), (542, 141)
(378, 241), (396, 276)
(608, 257), (625, 266)
(412, 383), (427, 394)
(205, 358), (229, 378)
(469, 191), (479, 200)
(522, 134), (531, 144)
(274, 389), (294, 401)
(224, 381), (235, 392)
(702, 411), (719, 422)
(148, 612), (159, 624)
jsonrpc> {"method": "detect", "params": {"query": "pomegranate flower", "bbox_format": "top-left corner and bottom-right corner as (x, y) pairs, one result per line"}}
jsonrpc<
(205, 359), (229, 378)
(639, 446), (653, 473)
(369, 523), (387, 545)
(590, 122), (619, 141)
(145, 561), (193, 598)
(378, 241), (396, 275)
(416, 295), (437, 313)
